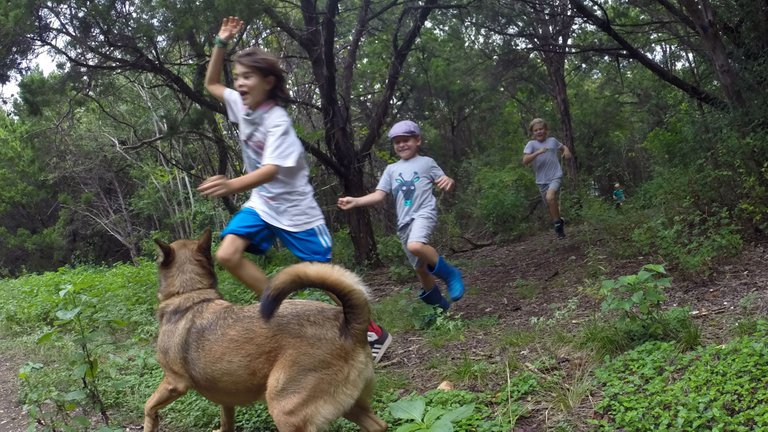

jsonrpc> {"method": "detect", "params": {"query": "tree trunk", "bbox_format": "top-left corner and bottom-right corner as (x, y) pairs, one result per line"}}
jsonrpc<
(340, 162), (380, 265)
(677, 0), (746, 108)
(531, 0), (577, 178)
(547, 59), (577, 178)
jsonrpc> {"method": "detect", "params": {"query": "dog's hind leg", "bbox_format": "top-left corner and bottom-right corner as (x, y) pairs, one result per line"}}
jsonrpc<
(270, 408), (322, 432)
(213, 405), (235, 432)
(143, 376), (188, 432)
(344, 400), (388, 432)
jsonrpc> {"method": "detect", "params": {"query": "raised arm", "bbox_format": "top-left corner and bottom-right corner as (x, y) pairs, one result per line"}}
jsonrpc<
(204, 16), (244, 102)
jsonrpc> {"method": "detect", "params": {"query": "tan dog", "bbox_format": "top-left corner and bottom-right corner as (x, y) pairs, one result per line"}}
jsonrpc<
(143, 229), (387, 432)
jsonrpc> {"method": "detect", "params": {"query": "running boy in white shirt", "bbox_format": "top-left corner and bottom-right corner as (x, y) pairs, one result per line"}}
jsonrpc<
(199, 16), (391, 362)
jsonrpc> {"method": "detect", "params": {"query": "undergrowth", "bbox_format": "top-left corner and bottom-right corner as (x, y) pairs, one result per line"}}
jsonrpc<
(0, 237), (764, 431)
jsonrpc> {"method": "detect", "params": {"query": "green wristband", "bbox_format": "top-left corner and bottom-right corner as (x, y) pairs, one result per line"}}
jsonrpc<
(213, 35), (229, 48)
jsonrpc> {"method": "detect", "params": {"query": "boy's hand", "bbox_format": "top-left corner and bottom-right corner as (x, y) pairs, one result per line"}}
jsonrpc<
(337, 197), (356, 210)
(434, 176), (455, 192)
(218, 16), (244, 42)
(198, 175), (234, 198)
(538, 148), (549, 155)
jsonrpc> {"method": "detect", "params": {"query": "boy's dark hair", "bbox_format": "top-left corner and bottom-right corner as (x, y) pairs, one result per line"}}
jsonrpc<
(234, 47), (291, 106)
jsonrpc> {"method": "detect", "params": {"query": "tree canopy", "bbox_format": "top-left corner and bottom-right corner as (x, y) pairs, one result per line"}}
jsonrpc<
(1, 0), (766, 275)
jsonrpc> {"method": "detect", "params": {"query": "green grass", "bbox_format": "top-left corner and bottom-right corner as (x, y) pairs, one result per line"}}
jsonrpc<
(1, 260), (767, 431)
(512, 278), (540, 299)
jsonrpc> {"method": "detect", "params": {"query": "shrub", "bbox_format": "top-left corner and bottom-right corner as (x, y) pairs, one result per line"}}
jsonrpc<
(593, 325), (768, 431)
(461, 166), (534, 238)
(580, 264), (700, 356)
(630, 207), (742, 276)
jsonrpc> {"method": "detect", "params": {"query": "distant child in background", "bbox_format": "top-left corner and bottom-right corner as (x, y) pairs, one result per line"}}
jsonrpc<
(337, 120), (465, 312)
(613, 183), (626, 209)
(522, 118), (573, 239)
(199, 15), (392, 363)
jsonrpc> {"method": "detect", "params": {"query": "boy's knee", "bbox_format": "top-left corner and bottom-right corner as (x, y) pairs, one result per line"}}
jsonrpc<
(406, 242), (425, 255)
(215, 248), (240, 269)
(545, 192), (558, 204)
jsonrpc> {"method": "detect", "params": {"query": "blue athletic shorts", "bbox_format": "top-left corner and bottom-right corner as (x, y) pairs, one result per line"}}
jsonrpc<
(221, 208), (332, 262)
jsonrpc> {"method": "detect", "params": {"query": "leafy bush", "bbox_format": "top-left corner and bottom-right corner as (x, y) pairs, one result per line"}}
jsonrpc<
(599, 264), (669, 322)
(594, 324), (768, 431)
(389, 396), (474, 431)
(388, 389), (516, 432)
(630, 207), (742, 276)
(461, 166), (534, 238)
(580, 265), (700, 356)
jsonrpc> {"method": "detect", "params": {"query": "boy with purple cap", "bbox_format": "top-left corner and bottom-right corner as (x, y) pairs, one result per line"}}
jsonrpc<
(338, 120), (465, 312)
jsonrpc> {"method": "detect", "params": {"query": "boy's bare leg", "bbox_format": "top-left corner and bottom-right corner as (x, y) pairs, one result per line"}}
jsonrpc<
(407, 242), (439, 288)
(415, 264), (437, 288)
(215, 234), (269, 297)
(545, 188), (561, 221)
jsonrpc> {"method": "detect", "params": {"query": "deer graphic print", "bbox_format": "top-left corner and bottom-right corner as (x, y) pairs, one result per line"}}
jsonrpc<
(395, 171), (420, 207)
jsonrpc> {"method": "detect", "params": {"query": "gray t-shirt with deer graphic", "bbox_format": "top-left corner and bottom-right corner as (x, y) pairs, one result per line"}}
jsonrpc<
(376, 155), (446, 229)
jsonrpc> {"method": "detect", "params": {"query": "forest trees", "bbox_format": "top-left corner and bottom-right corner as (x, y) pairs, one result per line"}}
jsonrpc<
(1, 0), (766, 273)
(6, 0), (459, 265)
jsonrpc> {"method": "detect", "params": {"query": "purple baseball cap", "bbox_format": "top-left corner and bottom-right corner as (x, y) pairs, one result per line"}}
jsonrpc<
(387, 120), (421, 139)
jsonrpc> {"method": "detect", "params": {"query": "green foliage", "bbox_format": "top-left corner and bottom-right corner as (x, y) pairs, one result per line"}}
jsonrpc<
(329, 227), (356, 269)
(593, 325), (768, 431)
(735, 151), (768, 234)
(630, 204), (742, 276)
(424, 313), (467, 348)
(388, 389), (515, 432)
(0, 112), (64, 275)
(496, 370), (539, 425)
(374, 288), (449, 333)
(3, 263), (160, 430)
(459, 165), (534, 239)
(376, 234), (414, 283)
(599, 264), (669, 322)
(583, 265), (700, 356)
(444, 356), (493, 388)
(389, 396), (474, 432)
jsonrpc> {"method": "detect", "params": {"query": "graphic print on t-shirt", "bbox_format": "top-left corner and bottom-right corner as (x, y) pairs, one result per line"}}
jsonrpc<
(395, 171), (420, 207)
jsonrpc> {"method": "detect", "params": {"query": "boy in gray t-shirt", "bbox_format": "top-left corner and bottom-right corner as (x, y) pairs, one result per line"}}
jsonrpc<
(338, 120), (465, 311)
(522, 118), (573, 239)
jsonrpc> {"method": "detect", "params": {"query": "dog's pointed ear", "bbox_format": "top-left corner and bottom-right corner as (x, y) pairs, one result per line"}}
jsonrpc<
(154, 239), (174, 267)
(197, 228), (213, 259)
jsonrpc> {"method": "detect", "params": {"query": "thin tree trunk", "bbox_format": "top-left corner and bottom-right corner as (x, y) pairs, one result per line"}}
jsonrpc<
(341, 165), (380, 266)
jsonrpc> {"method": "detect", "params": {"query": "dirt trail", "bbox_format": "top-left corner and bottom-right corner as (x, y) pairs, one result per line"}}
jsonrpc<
(0, 354), (27, 432)
(366, 226), (768, 429)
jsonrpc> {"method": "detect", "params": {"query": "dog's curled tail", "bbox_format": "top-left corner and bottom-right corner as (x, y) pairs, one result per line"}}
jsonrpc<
(260, 262), (371, 342)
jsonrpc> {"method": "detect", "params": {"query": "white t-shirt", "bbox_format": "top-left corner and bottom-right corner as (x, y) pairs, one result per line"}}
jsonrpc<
(223, 89), (325, 231)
